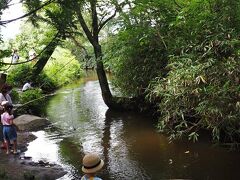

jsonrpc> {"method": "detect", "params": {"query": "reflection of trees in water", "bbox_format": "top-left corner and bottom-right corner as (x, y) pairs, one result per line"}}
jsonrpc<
(102, 109), (149, 180)
(58, 137), (84, 179)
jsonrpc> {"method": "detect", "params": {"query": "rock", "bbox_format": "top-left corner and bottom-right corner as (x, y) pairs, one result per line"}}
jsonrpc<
(14, 114), (50, 131)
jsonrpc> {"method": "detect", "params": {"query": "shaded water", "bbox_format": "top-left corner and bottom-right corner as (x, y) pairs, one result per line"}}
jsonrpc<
(24, 71), (240, 180)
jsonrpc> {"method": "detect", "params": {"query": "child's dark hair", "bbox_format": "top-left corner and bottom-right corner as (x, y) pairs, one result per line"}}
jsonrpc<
(4, 104), (13, 114)
(1, 84), (12, 94)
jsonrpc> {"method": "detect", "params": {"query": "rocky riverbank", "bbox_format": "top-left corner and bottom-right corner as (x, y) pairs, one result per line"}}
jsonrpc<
(0, 115), (66, 180)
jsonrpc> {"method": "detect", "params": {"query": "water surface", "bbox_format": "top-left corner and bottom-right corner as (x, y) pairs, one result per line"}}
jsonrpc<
(24, 71), (240, 180)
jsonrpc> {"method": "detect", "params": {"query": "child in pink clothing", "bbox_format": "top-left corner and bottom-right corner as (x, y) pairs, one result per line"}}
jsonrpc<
(1, 101), (17, 154)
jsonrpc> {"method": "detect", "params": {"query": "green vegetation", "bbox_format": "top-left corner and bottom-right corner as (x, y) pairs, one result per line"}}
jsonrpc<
(44, 47), (83, 87)
(1, 0), (240, 143)
(147, 0), (240, 143)
(6, 47), (83, 114)
(104, 0), (240, 142)
(18, 88), (45, 114)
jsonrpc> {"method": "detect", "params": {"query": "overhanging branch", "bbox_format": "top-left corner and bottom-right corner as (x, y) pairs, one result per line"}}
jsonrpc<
(98, 10), (116, 33)
(0, 0), (55, 25)
(75, 7), (94, 45)
(0, 31), (59, 67)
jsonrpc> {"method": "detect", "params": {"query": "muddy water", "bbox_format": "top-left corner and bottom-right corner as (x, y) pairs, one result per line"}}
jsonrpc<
(24, 71), (240, 180)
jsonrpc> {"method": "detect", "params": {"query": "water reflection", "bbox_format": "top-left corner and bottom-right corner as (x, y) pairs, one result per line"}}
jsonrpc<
(25, 131), (60, 163)
(103, 110), (151, 180)
(24, 72), (240, 180)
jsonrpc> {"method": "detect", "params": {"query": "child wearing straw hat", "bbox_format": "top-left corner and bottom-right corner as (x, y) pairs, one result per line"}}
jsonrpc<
(81, 153), (104, 180)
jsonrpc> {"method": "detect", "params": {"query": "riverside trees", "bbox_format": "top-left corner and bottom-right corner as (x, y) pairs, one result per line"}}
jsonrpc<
(22, 0), (140, 109)
(104, 0), (240, 143)
(1, 0), (240, 143)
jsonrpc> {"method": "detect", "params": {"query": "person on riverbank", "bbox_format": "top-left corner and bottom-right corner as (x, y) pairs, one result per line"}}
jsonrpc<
(11, 49), (19, 64)
(22, 81), (32, 92)
(81, 153), (104, 180)
(0, 84), (13, 149)
(1, 101), (17, 154)
(28, 47), (37, 63)
(0, 84), (13, 106)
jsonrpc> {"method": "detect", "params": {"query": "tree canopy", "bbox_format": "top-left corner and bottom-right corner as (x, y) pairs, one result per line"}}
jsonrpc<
(1, 0), (240, 143)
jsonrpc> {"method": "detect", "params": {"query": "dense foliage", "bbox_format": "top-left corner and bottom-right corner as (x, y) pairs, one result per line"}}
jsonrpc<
(44, 47), (83, 86)
(105, 27), (168, 96)
(7, 64), (57, 92)
(18, 88), (45, 115)
(149, 0), (240, 142)
(105, 0), (240, 142)
(104, 0), (175, 96)
(1, 0), (240, 143)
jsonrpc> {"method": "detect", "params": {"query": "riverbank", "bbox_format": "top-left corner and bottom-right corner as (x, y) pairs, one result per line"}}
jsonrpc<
(0, 116), (66, 180)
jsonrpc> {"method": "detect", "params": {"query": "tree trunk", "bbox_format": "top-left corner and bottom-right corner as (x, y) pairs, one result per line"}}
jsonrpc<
(31, 39), (58, 79)
(0, 73), (6, 89)
(75, 2), (141, 110)
(94, 43), (141, 110)
(94, 44), (114, 107)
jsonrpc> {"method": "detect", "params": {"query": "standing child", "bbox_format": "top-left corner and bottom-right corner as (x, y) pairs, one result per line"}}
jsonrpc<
(1, 101), (17, 154)
(0, 84), (13, 149)
(81, 153), (104, 180)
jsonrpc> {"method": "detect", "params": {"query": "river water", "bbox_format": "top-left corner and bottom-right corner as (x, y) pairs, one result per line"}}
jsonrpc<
(24, 71), (240, 180)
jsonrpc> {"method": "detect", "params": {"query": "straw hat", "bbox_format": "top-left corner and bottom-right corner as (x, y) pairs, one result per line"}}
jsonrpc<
(82, 153), (104, 174)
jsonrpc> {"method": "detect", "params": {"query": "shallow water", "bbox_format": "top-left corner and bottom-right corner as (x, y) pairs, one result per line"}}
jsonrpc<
(24, 71), (240, 180)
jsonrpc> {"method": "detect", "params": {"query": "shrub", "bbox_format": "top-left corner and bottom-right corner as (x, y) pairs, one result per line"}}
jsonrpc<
(146, 0), (240, 143)
(17, 88), (45, 115)
(147, 0), (240, 142)
(7, 63), (57, 93)
(148, 57), (240, 142)
(34, 73), (57, 93)
(7, 64), (33, 87)
(10, 88), (20, 103)
(104, 28), (167, 97)
(44, 47), (83, 87)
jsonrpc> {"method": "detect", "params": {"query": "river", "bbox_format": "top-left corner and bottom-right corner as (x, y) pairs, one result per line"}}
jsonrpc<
(24, 71), (240, 180)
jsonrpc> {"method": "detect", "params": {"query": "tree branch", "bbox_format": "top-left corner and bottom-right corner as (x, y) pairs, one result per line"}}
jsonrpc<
(75, 7), (95, 45)
(0, 0), (55, 25)
(90, 0), (98, 41)
(98, 10), (116, 33)
(0, 31), (59, 66)
(98, 11), (108, 26)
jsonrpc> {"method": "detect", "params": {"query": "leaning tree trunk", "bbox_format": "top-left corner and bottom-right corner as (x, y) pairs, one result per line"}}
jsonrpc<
(94, 44), (114, 107)
(31, 39), (58, 79)
(75, 2), (139, 110)
(94, 44), (139, 110)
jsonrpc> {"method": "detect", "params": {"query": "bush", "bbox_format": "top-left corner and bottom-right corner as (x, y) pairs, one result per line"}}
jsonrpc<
(34, 73), (57, 93)
(17, 88), (45, 115)
(7, 63), (57, 93)
(147, 0), (240, 143)
(104, 28), (167, 97)
(10, 88), (20, 103)
(7, 64), (33, 87)
(148, 57), (240, 142)
(44, 47), (83, 87)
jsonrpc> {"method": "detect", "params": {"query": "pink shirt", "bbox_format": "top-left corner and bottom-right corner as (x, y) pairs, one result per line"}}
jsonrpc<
(1, 112), (14, 125)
